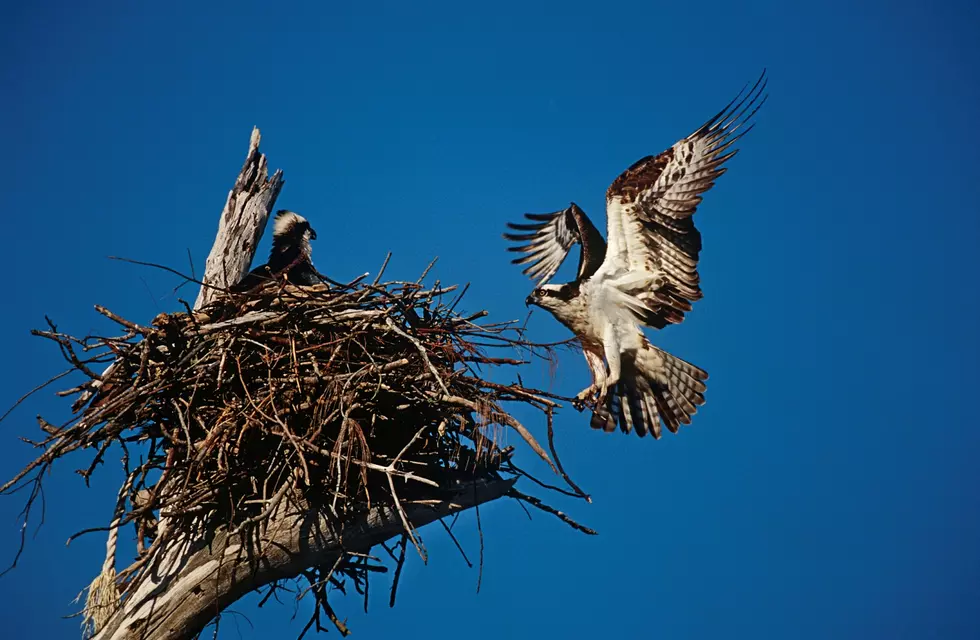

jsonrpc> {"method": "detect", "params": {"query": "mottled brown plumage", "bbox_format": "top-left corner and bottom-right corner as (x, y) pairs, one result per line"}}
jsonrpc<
(503, 71), (767, 438)
(606, 151), (673, 205)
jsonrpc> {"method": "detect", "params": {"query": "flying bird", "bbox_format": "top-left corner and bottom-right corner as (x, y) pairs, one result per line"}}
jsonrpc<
(504, 72), (767, 438)
(232, 210), (320, 292)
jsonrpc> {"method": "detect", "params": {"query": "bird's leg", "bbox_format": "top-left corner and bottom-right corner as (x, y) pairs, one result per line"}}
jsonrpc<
(574, 384), (597, 403)
(598, 325), (621, 404)
(573, 350), (605, 411)
(573, 384), (598, 412)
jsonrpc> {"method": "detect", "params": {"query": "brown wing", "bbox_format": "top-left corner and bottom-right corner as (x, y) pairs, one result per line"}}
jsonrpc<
(503, 202), (607, 286)
(597, 71), (768, 328)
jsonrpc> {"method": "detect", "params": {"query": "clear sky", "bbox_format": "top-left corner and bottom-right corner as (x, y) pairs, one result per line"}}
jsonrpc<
(1, 1), (979, 638)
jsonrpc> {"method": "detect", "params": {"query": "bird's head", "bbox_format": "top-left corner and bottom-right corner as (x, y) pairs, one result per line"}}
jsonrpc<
(273, 210), (317, 244)
(525, 283), (579, 313)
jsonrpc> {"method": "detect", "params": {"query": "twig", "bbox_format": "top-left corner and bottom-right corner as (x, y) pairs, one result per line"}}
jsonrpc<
(0, 369), (74, 426)
(388, 535), (408, 608)
(372, 252), (392, 286)
(437, 518), (473, 568)
(475, 501), (485, 593)
(508, 488), (598, 535)
(385, 317), (450, 396)
(546, 407), (591, 502)
(387, 473), (427, 563)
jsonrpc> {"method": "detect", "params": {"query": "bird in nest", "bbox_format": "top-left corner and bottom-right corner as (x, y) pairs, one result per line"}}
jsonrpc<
(76, 211), (321, 413)
(232, 210), (321, 292)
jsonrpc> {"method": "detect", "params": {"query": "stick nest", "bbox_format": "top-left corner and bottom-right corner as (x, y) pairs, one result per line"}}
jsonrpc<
(2, 269), (592, 637)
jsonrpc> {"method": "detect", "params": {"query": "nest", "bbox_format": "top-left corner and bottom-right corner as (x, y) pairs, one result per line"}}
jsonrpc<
(1, 266), (593, 637)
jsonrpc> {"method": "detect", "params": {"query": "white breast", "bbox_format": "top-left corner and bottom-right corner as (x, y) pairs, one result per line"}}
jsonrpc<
(582, 279), (644, 350)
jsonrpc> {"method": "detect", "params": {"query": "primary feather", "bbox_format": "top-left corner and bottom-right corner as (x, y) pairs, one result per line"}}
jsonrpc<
(506, 71), (767, 437)
(598, 71), (768, 327)
(503, 202), (606, 287)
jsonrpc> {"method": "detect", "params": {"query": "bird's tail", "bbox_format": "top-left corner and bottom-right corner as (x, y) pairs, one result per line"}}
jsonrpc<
(591, 341), (708, 438)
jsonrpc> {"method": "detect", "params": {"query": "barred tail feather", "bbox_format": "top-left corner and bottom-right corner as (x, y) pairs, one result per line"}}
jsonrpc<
(592, 343), (707, 438)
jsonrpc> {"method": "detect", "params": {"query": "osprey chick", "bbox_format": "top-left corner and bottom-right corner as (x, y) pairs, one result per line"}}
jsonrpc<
(80, 211), (319, 413)
(505, 72), (767, 438)
(233, 210), (320, 292)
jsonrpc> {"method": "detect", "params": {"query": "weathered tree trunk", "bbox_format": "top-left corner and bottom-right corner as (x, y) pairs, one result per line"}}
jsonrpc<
(94, 478), (514, 640)
(89, 129), (515, 640)
(193, 127), (284, 308)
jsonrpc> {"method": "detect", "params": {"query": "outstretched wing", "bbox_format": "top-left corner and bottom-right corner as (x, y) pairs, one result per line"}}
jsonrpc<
(503, 202), (607, 286)
(597, 71), (768, 328)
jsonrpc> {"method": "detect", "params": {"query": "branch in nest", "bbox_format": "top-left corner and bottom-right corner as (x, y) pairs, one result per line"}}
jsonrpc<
(3, 267), (595, 638)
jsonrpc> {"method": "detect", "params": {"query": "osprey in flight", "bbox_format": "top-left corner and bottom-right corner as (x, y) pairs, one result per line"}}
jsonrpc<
(504, 73), (767, 438)
(232, 210), (320, 292)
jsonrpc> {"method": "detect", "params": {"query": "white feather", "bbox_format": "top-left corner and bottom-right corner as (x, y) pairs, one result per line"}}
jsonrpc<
(273, 210), (308, 238)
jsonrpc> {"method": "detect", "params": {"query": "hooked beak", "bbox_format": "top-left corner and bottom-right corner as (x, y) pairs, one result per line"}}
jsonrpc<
(524, 294), (534, 307)
(309, 228), (318, 241)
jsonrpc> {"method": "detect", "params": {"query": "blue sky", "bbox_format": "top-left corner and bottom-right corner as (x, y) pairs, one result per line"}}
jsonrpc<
(2, 1), (979, 637)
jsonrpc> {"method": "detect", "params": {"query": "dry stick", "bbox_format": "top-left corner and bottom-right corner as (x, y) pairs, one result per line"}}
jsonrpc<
(496, 379), (572, 404)
(437, 518), (473, 568)
(475, 501), (485, 594)
(296, 551), (347, 610)
(386, 472), (427, 563)
(0, 440), (68, 496)
(505, 461), (587, 500)
(36, 322), (105, 382)
(508, 488), (598, 535)
(229, 477), (292, 536)
(372, 252), (393, 286)
(384, 317), (450, 396)
(308, 444), (439, 488)
(545, 407), (591, 502)
(95, 305), (153, 335)
(0, 466), (45, 578)
(479, 379), (565, 408)
(267, 388), (311, 484)
(390, 425), (429, 469)
(0, 368), (74, 426)
(416, 258), (438, 284)
(388, 535), (408, 608)
(437, 394), (557, 474)
(109, 257), (223, 297)
(445, 283), (470, 315)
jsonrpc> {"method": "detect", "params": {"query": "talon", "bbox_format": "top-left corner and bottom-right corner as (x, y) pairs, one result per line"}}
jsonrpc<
(574, 385), (594, 401)
(573, 384), (598, 411)
(596, 382), (609, 405)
